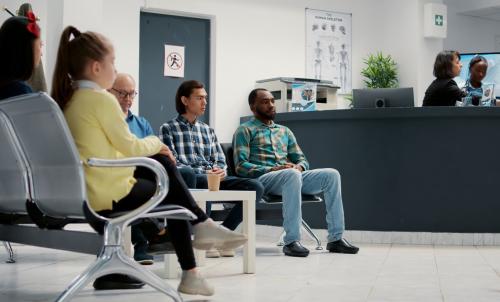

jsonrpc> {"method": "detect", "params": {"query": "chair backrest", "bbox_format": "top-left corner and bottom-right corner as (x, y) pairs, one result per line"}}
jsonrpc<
(0, 109), (29, 214)
(0, 93), (87, 218)
(220, 143), (236, 176)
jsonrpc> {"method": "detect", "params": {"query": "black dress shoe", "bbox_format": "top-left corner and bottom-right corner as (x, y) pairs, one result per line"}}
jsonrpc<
(134, 242), (155, 265)
(327, 238), (359, 254)
(93, 274), (145, 290)
(147, 232), (175, 255)
(283, 241), (309, 257)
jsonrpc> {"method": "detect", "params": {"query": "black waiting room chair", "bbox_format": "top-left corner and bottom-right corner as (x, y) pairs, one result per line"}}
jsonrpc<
(0, 93), (196, 302)
(219, 143), (323, 250)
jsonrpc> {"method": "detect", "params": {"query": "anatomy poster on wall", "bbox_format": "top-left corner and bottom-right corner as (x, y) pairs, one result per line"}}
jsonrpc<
(306, 8), (352, 93)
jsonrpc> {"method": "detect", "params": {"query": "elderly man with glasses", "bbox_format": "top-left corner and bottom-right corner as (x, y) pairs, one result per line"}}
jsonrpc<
(109, 73), (152, 138)
(108, 73), (169, 266)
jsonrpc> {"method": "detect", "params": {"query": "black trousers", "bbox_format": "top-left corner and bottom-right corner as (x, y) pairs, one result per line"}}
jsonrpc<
(102, 154), (208, 270)
(133, 154), (208, 224)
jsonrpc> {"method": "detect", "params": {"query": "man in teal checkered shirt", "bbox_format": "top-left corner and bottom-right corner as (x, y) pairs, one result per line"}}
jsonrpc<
(233, 88), (359, 257)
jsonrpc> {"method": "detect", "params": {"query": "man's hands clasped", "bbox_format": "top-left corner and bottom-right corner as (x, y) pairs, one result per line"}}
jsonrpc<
(270, 162), (303, 172)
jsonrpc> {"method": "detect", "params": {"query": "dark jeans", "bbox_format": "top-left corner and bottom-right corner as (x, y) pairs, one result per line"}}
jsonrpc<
(178, 166), (197, 188)
(178, 166), (264, 231)
(101, 154), (209, 270)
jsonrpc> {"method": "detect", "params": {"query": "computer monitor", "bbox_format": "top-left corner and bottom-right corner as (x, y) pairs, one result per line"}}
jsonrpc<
(352, 88), (414, 108)
(454, 52), (500, 99)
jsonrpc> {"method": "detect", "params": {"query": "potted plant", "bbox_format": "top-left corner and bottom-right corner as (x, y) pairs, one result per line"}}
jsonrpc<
(361, 52), (398, 88)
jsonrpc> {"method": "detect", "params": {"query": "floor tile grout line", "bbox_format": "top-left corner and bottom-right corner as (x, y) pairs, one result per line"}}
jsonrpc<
(475, 245), (500, 280)
(433, 244), (446, 302)
(365, 243), (392, 301)
(6, 240), (500, 301)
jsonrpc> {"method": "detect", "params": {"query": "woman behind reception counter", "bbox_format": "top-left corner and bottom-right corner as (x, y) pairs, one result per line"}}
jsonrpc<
(423, 50), (465, 106)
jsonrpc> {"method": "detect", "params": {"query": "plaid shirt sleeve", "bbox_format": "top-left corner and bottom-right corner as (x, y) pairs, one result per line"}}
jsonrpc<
(286, 128), (309, 171)
(159, 123), (183, 166)
(233, 125), (272, 178)
(209, 128), (227, 171)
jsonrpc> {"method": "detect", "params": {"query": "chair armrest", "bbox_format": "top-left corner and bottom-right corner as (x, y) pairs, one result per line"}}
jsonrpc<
(302, 194), (323, 202)
(262, 194), (323, 203)
(261, 194), (283, 203)
(87, 157), (168, 227)
(108, 204), (197, 221)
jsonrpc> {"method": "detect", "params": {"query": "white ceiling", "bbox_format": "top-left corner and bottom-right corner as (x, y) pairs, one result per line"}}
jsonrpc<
(459, 6), (500, 22)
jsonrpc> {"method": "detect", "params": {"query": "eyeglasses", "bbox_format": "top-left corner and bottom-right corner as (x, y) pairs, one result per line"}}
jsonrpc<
(111, 88), (138, 99)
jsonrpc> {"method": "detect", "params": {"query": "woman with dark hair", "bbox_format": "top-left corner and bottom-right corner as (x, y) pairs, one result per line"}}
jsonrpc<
(0, 13), (42, 100)
(461, 56), (495, 106)
(422, 50), (465, 106)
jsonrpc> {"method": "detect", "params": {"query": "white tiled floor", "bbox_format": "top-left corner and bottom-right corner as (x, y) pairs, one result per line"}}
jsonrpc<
(2, 234), (500, 302)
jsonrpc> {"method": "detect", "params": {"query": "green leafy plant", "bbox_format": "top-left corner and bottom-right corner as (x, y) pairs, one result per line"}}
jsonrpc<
(340, 94), (353, 108)
(361, 52), (398, 88)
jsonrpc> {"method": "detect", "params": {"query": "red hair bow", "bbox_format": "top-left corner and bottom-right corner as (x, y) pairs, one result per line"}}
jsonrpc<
(26, 11), (40, 38)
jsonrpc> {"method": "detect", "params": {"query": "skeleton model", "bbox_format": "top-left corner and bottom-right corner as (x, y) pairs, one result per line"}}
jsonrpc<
(339, 44), (348, 90)
(328, 43), (335, 64)
(314, 41), (323, 79)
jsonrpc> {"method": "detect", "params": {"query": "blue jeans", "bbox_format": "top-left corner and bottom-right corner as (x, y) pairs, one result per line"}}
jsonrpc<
(258, 168), (345, 245)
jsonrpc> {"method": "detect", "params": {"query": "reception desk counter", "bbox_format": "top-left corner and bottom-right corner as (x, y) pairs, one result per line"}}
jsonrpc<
(242, 107), (500, 232)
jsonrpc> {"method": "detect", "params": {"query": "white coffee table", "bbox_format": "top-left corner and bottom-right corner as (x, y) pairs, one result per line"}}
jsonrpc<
(161, 189), (256, 278)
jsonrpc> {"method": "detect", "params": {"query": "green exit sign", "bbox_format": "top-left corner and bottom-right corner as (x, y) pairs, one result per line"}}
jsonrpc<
(435, 14), (444, 26)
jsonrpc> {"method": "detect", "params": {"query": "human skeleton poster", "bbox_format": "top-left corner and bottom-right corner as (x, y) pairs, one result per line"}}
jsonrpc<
(306, 9), (352, 94)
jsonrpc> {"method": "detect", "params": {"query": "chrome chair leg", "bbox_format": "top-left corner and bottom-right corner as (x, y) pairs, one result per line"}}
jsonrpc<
(55, 247), (109, 302)
(277, 230), (285, 246)
(277, 223), (323, 250)
(301, 220), (323, 250)
(56, 245), (182, 302)
(3, 241), (15, 263)
(55, 221), (183, 302)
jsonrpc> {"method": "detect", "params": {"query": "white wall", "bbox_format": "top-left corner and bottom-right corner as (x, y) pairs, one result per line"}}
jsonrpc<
(417, 0), (445, 102)
(62, 0), (103, 32)
(5, 0), (447, 141)
(44, 0), (63, 91)
(447, 0), (500, 13)
(443, 0), (500, 53)
(137, 0), (443, 141)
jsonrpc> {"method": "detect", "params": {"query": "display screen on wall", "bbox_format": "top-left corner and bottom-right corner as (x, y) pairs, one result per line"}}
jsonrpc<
(454, 53), (500, 99)
(305, 8), (352, 94)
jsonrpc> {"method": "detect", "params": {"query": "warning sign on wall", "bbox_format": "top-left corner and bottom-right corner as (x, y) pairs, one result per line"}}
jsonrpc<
(164, 44), (185, 78)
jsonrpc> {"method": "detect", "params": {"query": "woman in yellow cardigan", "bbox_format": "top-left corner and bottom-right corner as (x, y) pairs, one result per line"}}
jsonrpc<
(51, 26), (245, 296)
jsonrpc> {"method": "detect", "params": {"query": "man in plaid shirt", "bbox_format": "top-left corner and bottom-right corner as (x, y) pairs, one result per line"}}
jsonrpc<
(233, 88), (358, 257)
(160, 80), (264, 258)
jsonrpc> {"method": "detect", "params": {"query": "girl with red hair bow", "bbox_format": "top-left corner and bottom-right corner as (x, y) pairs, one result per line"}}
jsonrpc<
(0, 11), (42, 100)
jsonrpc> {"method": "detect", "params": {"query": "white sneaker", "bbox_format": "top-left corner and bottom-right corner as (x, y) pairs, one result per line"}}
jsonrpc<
(192, 218), (247, 250)
(219, 249), (235, 257)
(178, 270), (214, 296)
(206, 248), (220, 258)
(205, 248), (234, 258)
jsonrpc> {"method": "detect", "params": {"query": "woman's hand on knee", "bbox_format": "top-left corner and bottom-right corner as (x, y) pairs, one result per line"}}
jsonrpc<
(158, 144), (176, 163)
